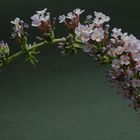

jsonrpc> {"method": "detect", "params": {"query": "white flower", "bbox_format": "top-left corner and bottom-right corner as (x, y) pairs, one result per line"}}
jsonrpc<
(36, 8), (47, 15)
(41, 13), (50, 22)
(66, 12), (76, 20)
(31, 14), (41, 27)
(110, 38), (116, 44)
(128, 34), (137, 45)
(81, 33), (91, 42)
(91, 27), (104, 42)
(112, 59), (120, 69)
(132, 79), (140, 88)
(129, 45), (139, 53)
(10, 17), (29, 39)
(75, 23), (93, 42)
(86, 15), (93, 20)
(135, 40), (140, 50)
(94, 12), (110, 21)
(31, 14), (40, 20)
(120, 55), (130, 65)
(123, 45), (131, 52)
(94, 11), (103, 18)
(112, 28), (122, 38)
(121, 32), (128, 42)
(115, 46), (124, 55)
(11, 17), (22, 30)
(132, 52), (140, 62)
(31, 8), (50, 27)
(94, 18), (104, 25)
(11, 17), (20, 26)
(31, 21), (41, 27)
(94, 11), (110, 25)
(130, 40), (140, 53)
(73, 8), (85, 16)
(59, 15), (66, 23)
(124, 35), (140, 53)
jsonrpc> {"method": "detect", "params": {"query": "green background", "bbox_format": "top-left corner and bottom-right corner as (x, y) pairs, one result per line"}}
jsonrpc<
(1, 0), (140, 139)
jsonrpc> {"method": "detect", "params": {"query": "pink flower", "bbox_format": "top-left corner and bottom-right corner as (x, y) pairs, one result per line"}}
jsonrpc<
(120, 55), (130, 65)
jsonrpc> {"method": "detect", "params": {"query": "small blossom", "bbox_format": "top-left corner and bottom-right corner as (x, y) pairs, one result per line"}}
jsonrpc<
(11, 17), (29, 41)
(94, 11), (110, 25)
(41, 13), (50, 22)
(112, 28), (122, 38)
(121, 32), (128, 42)
(123, 45), (131, 52)
(73, 8), (85, 16)
(11, 17), (21, 27)
(31, 14), (41, 27)
(112, 59), (120, 69)
(94, 12), (110, 20)
(36, 8), (47, 15)
(86, 15), (93, 20)
(115, 46), (124, 55)
(81, 33), (91, 42)
(31, 8), (50, 27)
(11, 17), (26, 32)
(128, 34), (137, 45)
(132, 40), (140, 53)
(59, 15), (66, 23)
(75, 23), (93, 42)
(94, 18), (104, 25)
(120, 55), (130, 65)
(66, 12), (76, 20)
(132, 52), (140, 62)
(91, 27), (104, 42)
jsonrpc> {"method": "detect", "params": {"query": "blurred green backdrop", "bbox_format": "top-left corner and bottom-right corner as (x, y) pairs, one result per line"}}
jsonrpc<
(1, 0), (140, 140)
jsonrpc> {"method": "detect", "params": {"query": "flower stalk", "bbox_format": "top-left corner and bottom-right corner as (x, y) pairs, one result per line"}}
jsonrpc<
(1, 8), (140, 113)
(0, 37), (84, 68)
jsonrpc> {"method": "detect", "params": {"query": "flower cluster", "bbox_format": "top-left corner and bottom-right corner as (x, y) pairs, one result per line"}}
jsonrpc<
(31, 8), (55, 41)
(0, 41), (9, 64)
(58, 35), (80, 55)
(58, 9), (85, 54)
(75, 11), (110, 43)
(59, 8), (84, 33)
(59, 9), (140, 110)
(11, 17), (29, 43)
(1, 8), (140, 112)
(74, 11), (110, 63)
(107, 29), (140, 110)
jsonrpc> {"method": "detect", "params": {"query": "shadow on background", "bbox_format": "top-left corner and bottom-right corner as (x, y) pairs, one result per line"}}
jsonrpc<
(0, 0), (140, 140)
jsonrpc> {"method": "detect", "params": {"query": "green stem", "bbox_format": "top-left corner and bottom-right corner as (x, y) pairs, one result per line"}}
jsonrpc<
(0, 37), (84, 68)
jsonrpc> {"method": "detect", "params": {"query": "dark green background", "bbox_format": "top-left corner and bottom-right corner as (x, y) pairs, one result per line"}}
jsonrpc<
(1, 0), (140, 139)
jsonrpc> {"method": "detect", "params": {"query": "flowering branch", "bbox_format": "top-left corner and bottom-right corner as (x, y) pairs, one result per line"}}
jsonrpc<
(1, 8), (140, 113)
